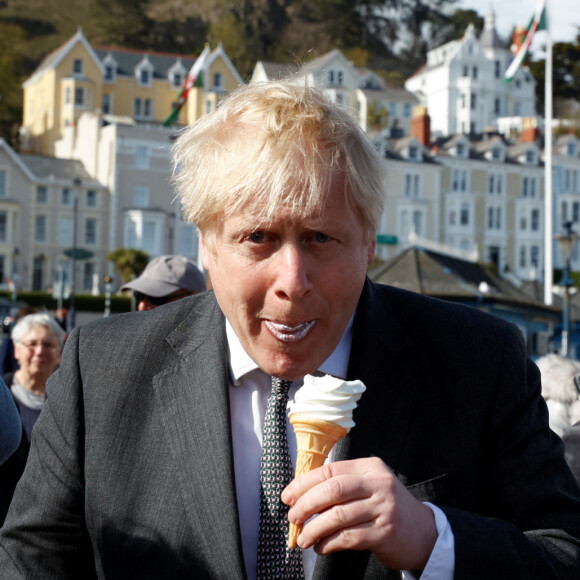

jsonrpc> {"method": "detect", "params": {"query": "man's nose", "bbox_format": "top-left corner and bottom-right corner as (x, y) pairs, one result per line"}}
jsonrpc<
(273, 244), (312, 300)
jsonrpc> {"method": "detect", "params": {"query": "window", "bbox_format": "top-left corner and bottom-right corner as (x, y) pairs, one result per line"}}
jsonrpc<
(460, 203), (469, 226)
(59, 217), (73, 246)
(495, 207), (501, 229)
(456, 143), (464, 157)
(574, 202), (580, 223)
(135, 98), (142, 118)
(144, 99), (152, 119)
(136, 146), (149, 168)
(531, 246), (540, 268)
(0, 256), (5, 284)
(403, 103), (412, 118)
(408, 146), (418, 160)
(140, 69), (150, 85)
(412, 211), (423, 235)
(492, 147), (502, 160)
(213, 72), (223, 90)
(526, 150), (535, 164)
(337, 71), (344, 85)
(104, 64), (115, 82)
(497, 174), (503, 194)
(32, 256), (43, 291)
(142, 221), (158, 254)
(0, 212), (6, 242)
(85, 218), (97, 245)
(74, 87), (84, 107)
(36, 186), (47, 203)
(87, 190), (97, 207)
(0, 170), (5, 198)
(520, 214), (527, 230)
(489, 174), (495, 194)
(487, 207), (493, 229)
(82, 262), (94, 292)
(173, 72), (183, 88)
(65, 86), (71, 105)
(494, 60), (501, 78)
(494, 98), (500, 114)
(452, 169), (467, 192)
(102, 94), (112, 114)
(520, 245), (526, 268)
(472, 66), (478, 79)
(461, 94), (466, 109)
(470, 93), (476, 110)
(73, 58), (83, 76)
(133, 185), (149, 207)
(462, 65), (469, 77)
(562, 201), (568, 222)
(405, 174), (419, 198)
(35, 215), (46, 242)
(568, 143), (577, 156)
(531, 209), (540, 231)
(522, 177), (537, 198)
(62, 188), (72, 205)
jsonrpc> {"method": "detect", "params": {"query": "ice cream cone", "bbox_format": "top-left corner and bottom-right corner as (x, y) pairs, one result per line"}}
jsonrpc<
(287, 413), (348, 549)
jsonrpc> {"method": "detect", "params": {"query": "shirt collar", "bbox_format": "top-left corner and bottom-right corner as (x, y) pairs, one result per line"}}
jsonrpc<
(226, 315), (355, 385)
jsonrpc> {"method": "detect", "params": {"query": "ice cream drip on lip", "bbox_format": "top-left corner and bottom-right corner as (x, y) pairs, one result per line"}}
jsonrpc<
(289, 374), (366, 429)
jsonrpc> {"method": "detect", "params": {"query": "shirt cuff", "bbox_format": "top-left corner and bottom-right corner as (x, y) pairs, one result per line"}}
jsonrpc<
(401, 502), (455, 580)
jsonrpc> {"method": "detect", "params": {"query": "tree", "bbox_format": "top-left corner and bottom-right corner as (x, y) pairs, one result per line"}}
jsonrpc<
(107, 248), (150, 284)
(528, 31), (580, 116)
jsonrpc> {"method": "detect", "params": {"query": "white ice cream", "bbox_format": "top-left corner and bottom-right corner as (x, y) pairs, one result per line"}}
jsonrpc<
(290, 374), (366, 429)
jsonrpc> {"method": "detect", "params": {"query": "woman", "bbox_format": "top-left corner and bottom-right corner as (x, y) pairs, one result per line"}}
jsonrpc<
(0, 313), (65, 524)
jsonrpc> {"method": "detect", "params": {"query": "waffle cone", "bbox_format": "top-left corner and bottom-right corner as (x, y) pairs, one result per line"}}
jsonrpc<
(287, 413), (348, 549)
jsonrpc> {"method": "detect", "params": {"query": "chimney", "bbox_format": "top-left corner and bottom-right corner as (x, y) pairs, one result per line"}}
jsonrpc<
(411, 105), (431, 147)
(520, 116), (540, 143)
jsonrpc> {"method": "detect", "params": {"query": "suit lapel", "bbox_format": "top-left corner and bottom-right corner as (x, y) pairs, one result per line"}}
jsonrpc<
(314, 280), (422, 580)
(152, 293), (247, 579)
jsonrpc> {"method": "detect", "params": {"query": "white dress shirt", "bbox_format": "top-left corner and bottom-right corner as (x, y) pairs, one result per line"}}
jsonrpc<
(226, 318), (454, 580)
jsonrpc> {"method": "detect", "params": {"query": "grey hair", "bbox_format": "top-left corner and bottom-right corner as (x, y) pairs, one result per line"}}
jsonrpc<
(171, 79), (387, 247)
(11, 313), (66, 349)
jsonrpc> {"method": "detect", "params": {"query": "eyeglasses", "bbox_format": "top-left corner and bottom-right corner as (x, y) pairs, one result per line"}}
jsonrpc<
(19, 340), (59, 352)
(133, 290), (191, 307)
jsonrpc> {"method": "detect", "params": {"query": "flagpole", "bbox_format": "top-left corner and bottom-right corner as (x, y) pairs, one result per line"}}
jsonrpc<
(544, 0), (553, 305)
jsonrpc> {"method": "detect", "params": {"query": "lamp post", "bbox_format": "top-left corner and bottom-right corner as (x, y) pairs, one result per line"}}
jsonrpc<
(70, 177), (81, 330)
(555, 221), (579, 357)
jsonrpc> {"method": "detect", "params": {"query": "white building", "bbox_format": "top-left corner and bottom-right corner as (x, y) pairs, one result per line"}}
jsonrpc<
(404, 9), (537, 138)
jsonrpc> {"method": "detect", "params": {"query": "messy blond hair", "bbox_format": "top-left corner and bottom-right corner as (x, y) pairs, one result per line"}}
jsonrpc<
(171, 80), (386, 245)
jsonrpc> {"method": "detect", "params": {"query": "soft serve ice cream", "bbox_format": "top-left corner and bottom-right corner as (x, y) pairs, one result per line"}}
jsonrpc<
(287, 374), (366, 548)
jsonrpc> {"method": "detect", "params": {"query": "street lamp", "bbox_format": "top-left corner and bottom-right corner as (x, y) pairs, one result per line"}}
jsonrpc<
(70, 177), (81, 330)
(555, 221), (579, 357)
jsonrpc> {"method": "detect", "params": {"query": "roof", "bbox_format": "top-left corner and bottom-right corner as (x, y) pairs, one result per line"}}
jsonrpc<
(18, 154), (96, 184)
(369, 246), (557, 312)
(94, 46), (199, 80)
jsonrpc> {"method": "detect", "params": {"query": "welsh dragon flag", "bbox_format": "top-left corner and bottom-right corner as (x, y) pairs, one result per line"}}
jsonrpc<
(504, 0), (547, 83)
(163, 45), (211, 127)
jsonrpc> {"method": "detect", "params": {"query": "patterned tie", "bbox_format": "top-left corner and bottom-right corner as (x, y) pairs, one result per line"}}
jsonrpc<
(257, 377), (304, 580)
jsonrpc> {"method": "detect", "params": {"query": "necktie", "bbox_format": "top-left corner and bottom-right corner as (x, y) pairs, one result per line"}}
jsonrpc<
(257, 377), (304, 580)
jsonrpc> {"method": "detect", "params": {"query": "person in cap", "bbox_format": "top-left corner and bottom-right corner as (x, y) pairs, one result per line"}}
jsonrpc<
(121, 255), (206, 311)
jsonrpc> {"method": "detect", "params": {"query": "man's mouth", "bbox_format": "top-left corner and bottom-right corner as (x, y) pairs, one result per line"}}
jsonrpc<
(265, 320), (316, 343)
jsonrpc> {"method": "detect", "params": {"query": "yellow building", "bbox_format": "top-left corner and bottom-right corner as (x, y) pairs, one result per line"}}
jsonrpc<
(21, 29), (244, 155)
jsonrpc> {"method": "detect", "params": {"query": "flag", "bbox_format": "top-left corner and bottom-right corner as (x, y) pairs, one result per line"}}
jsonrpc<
(163, 45), (211, 127)
(504, 0), (547, 83)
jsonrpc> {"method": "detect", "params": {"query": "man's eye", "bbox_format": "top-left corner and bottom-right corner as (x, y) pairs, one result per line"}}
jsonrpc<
(314, 232), (331, 243)
(247, 231), (265, 243)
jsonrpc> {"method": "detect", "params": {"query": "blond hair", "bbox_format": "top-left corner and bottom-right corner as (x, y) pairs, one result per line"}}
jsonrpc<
(171, 80), (386, 245)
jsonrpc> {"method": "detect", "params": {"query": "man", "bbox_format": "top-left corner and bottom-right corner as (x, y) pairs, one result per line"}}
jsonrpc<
(1, 81), (579, 579)
(121, 254), (206, 310)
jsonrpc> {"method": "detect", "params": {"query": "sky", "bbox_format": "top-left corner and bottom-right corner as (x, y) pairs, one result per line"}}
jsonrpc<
(456, 0), (579, 45)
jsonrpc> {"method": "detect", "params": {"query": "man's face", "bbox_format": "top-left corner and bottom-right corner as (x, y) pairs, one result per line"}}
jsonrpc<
(201, 179), (375, 380)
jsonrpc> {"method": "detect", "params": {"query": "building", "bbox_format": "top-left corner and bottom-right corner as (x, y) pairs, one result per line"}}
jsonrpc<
(404, 9), (536, 137)
(369, 245), (559, 358)
(251, 49), (419, 136)
(20, 29), (244, 156)
(17, 30), (244, 277)
(0, 138), (109, 293)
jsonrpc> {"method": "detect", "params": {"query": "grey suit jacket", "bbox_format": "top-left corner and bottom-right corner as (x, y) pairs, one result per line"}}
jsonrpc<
(1, 280), (580, 579)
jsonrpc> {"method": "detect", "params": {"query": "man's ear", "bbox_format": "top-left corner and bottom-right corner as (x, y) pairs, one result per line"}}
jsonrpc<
(199, 233), (212, 271)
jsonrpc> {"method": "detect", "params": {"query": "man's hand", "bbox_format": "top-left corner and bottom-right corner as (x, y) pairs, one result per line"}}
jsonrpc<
(281, 457), (438, 571)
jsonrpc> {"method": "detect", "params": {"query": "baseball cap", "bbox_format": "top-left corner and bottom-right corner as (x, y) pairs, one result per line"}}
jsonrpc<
(121, 255), (206, 297)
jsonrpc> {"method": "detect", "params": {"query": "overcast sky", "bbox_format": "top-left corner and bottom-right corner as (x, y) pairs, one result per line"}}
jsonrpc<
(456, 0), (579, 46)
